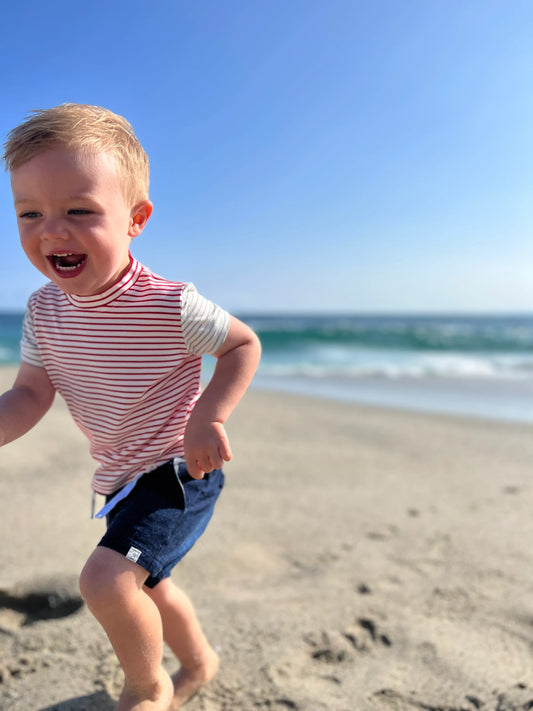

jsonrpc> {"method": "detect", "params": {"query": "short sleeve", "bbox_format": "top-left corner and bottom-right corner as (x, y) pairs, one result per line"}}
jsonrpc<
(20, 302), (44, 367)
(181, 284), (231, 355)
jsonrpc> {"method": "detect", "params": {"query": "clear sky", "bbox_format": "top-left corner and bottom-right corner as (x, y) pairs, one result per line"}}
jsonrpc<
(1, 0), (532, 314)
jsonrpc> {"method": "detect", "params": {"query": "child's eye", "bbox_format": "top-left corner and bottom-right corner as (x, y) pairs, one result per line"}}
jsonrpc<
(68, 209), (92, 215)
(19, 211), (41, 219)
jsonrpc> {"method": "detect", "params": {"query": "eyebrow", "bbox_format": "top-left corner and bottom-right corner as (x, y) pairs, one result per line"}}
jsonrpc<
(14, 193), (97, 205)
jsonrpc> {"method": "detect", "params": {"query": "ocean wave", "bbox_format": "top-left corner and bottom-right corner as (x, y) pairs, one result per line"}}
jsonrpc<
(248, 315), (533, 353)
(3, 313), (533, 378)
(257, 353), (533, 380)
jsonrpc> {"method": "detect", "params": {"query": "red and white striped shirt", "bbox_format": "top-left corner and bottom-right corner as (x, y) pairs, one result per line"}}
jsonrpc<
(20, 258), (230, 495)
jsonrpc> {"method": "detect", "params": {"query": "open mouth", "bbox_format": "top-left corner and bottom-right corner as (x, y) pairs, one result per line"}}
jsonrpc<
(47, 252), (88, 277)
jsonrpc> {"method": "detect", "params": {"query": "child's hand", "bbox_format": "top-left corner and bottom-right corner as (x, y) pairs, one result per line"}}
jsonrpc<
(183, 419), (232, 479)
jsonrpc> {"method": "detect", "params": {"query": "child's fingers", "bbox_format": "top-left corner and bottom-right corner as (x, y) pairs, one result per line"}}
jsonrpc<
(185, 455), (205, 479)
(212, 423), (232, 463)
(184, 425), (232, 477)
(219, 438), (232, 462)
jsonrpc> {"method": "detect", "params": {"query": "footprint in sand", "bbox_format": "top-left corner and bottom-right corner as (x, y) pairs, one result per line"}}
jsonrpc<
(305, 617), (392, 664)
(371, 688), (480, 710)
(371, 683), (533, 711)
(341, 617), (392, 655)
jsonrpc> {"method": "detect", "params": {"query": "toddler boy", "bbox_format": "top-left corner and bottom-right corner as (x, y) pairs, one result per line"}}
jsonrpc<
(0, 104), (261, 711)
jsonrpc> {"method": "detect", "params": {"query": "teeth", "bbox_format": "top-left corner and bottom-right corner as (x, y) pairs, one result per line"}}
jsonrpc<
(48, 252), (86, 272)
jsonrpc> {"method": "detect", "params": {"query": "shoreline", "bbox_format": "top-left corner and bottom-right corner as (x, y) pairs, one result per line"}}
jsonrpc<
(251, 372), (533, 424)
(4, 362), (533, 426)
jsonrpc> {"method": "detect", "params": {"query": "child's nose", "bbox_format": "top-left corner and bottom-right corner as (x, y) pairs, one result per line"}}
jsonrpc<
(41, 217), (69, 240)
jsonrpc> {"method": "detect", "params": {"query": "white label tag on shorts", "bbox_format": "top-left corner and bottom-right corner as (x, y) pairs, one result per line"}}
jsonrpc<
(126, 546), (142, 563)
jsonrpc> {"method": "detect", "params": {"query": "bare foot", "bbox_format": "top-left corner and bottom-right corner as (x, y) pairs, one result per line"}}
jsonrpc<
(168, 647), (220, 709)
(116, 668), (174, 711)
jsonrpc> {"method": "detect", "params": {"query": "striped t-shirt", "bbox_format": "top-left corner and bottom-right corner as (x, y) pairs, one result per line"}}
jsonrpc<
(20, 258), (230, 495)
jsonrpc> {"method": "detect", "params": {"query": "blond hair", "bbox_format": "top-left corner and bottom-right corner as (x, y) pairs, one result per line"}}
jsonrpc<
(3, 103), (150, 204)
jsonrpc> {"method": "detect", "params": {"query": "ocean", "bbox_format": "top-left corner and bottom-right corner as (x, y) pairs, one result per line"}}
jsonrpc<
(2, 311), (533, 423)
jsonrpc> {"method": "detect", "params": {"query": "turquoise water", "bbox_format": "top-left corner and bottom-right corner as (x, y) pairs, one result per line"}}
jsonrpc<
(0, 313), (26, 365)
(243, 313), (533, 379)
(3, 312), (533, 422)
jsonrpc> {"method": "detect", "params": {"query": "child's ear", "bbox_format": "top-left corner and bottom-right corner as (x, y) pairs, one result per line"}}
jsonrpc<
(128, 201), (153, 237)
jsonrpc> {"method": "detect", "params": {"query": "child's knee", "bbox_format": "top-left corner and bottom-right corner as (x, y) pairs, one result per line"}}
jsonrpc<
(79, 550), (109, 609)
(79, 546), (145, 611)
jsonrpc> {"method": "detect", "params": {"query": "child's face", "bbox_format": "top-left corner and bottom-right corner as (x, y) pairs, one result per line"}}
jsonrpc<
(10, 147), (151, 296)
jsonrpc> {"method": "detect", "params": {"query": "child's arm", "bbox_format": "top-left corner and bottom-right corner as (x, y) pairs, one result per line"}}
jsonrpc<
(0, 363), (55, 446)
(183, 316), (261, 478)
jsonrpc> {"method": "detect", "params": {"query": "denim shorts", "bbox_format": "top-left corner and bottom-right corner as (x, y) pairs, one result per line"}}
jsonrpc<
(97, 460), (224, 588)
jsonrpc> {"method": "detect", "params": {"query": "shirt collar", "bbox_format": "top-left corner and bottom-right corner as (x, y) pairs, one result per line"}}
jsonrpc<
(65, 256), (142, 309)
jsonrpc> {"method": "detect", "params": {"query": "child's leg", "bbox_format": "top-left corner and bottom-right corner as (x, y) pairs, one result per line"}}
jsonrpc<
(146, 578), (219, 709)
(79, 546), (174, 711)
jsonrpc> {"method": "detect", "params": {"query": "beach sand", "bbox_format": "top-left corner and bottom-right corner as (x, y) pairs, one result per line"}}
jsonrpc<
(1, 364), (532, 710)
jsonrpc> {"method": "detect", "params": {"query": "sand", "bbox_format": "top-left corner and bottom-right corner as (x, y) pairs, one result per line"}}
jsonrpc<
(0, 364), (533, 711)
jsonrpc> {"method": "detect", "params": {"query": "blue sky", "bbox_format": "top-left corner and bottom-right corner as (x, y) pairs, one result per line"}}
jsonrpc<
(1, 0), (532, 313)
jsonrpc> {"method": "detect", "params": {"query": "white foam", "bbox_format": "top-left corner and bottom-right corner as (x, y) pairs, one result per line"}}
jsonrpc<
(256, 351), (533, 381)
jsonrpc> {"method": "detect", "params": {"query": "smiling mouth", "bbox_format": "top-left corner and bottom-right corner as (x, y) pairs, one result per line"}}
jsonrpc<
(47, 252), (88, 276)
